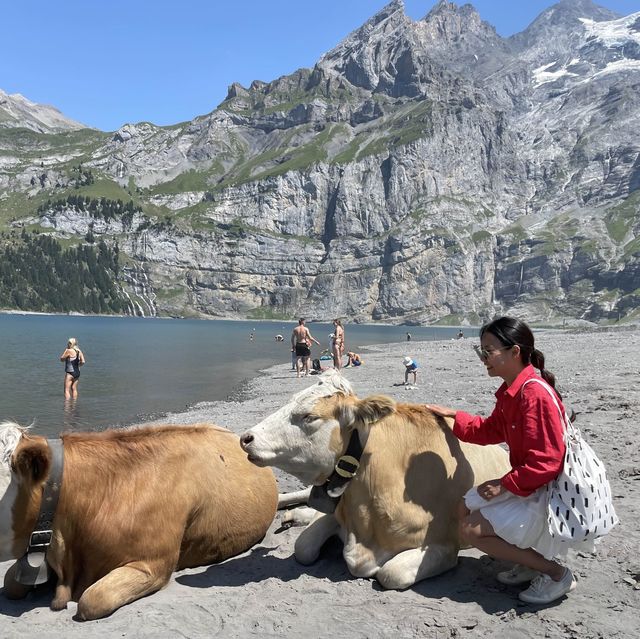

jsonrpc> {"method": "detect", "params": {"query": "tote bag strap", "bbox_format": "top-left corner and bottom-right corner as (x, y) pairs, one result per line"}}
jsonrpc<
(521, 378), (577, 439)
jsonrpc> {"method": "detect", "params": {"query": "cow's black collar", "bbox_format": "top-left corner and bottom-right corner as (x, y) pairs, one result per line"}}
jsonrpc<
(15, 438), (64, 586)
(308, 429), (363, 514)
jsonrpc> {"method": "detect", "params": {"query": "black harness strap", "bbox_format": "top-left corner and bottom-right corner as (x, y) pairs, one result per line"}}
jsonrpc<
(15, 438), (64, 586)
(308, 430), (364, 514)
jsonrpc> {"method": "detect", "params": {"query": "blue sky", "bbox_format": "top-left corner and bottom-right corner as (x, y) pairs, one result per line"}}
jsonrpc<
(1, 1), (637, 131)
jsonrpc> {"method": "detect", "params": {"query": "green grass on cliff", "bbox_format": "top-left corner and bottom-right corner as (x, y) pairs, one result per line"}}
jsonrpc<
(605, 191), (639, 243)
(332, 99), (433, 164)
(0, 127), (105, 156)
(147, 169), (214, 195)
(208, 124), (346, 188)
(212, 95), (434, 183)
(246, 307), (291, 320)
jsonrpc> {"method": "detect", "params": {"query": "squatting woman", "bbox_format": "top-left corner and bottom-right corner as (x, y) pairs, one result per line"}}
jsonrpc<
(425, 316), (587, 605)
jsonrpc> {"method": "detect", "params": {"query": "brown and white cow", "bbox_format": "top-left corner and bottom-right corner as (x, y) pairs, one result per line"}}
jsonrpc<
(240, 370), (510, 590)
(0, 421), (277, 620)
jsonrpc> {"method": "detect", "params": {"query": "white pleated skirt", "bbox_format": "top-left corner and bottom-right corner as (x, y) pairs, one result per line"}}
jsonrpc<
(464, 486), (596, 560)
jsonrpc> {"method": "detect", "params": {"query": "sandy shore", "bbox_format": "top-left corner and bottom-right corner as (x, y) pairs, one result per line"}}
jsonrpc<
(2, 328), (639, 638)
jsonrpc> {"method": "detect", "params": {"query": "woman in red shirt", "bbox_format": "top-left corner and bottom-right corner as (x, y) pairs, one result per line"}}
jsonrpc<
(426, 317), (580, 605)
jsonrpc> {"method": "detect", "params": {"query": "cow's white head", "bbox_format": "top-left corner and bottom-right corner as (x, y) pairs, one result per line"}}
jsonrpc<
(0, 422), (26, 560)
(240, 370), (395, 484)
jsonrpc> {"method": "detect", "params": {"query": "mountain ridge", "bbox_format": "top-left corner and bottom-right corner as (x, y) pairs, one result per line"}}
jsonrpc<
(0, 89), (87, 133)
(1, 0), (639, 325)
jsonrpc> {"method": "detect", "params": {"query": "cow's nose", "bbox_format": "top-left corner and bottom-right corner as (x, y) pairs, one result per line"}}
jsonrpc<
(240, 433), (254, 449)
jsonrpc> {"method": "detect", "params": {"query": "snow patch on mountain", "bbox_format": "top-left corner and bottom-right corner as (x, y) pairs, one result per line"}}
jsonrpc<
(533, 59), (579, 86)
(580, 12), (640, 47)
(589, 57), (640, 78)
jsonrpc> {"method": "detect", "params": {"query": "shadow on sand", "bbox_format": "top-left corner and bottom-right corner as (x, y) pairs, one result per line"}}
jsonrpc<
(0, 537), (564, 620)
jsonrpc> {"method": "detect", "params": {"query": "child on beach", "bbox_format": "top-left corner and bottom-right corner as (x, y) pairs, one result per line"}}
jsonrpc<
(344, 351), (362, 367)
(425, 316), (585, 604)
(402, 356), (418, 385)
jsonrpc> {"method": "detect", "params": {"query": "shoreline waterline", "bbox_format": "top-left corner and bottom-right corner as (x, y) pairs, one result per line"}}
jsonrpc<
(0, 314), (474, 436)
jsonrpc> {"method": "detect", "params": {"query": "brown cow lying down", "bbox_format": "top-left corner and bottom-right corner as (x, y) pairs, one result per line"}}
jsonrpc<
(240, 370), (510, 590)
(0, 422), (277, 620)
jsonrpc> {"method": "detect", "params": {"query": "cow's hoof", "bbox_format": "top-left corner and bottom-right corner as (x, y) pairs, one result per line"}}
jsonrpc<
(73, 601), (96, 621)
(376, 561), (419, 590)
(50, 597), (69, 611)
(376, 572), (414, 590)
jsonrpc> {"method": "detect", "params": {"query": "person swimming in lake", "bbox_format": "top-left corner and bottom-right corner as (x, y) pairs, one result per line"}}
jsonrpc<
(60, 337), (85, 399)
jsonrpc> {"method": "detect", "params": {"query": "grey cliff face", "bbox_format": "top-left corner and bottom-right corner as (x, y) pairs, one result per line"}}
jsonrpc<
(1, 0), (639, 324)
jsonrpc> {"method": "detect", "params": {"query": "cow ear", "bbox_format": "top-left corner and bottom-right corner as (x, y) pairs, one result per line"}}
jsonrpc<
(12, 438), (51, 483)
(355, 395), (396, 425)
(338, 394), (396, 429)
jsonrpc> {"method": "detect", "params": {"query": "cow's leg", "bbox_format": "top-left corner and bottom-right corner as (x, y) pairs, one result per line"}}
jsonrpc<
(294, 513), (340, 565)
(75, 561), (170, 621)
(278, 487), (312, 509)
(282, 506), (318, 527)
(343, 533), (394, 578)
(51, 581), (73, 610)
(375, 544), (458, 590)
(2, 561), (32, 600)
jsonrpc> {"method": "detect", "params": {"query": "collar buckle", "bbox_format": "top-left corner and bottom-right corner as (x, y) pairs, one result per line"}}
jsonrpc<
(29, 530), (53, 549)
(335, 455), (360, 478)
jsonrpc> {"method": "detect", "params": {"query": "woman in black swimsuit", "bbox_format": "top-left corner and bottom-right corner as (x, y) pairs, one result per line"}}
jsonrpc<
(60, 337), (85, 399)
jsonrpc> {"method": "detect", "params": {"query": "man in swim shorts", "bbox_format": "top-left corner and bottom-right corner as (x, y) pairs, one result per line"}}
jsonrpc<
(291, 318), (321, 377)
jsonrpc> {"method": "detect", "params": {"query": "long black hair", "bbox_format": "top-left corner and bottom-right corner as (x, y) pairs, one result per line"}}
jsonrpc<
(480, 316), (560, 397)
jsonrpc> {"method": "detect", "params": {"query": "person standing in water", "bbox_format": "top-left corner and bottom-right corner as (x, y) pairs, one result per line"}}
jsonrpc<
(60, 337), (85, 399)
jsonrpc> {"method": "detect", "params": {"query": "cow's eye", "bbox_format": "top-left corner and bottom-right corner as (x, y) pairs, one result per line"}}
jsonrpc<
(295, 413), (316, 426)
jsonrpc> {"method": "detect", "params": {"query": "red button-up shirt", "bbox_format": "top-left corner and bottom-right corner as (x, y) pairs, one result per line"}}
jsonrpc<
(453, 364), (566, 497)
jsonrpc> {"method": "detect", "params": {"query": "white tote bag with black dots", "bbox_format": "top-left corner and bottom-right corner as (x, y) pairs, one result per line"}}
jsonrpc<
(522, 379), (619, 542)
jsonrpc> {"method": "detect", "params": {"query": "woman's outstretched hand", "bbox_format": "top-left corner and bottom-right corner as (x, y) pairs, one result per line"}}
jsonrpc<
(424, 404), (457, 418)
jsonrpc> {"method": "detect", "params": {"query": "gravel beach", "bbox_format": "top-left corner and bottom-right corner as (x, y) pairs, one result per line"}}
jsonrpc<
(2, 327), (639, 638)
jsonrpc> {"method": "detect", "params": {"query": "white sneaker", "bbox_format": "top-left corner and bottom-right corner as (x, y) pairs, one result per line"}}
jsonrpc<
(518, 568), (576, 604)
(496, 564), (539, 585)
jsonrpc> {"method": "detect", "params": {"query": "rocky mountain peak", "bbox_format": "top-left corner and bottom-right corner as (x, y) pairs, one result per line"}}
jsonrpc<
(414, 0), (505, 75)
(537, 0), (620, 25)
(316, 1), (414, 93)
(365, 0), (406, 26)
(422, 0), (487, 35)
(510, 0), (620, 64)
(418, 0), (499, 44)
(322, 0), (408, 55)
(0, 89), (86, 133)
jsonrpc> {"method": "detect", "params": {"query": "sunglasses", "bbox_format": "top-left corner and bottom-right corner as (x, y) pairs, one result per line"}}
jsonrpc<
(473, 344), (513, 361)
